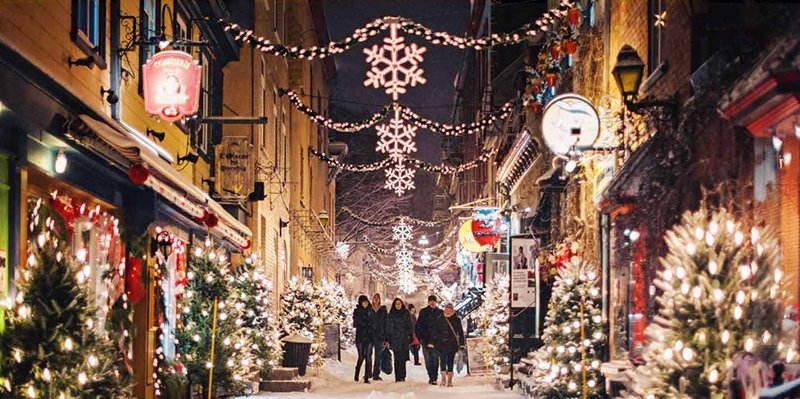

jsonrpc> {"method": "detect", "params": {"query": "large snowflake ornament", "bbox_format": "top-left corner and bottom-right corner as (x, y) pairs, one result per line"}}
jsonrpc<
(395, 247), (413, 267)
(384, 165), (416, 196)
(392, 220), (413, 243)
(376, 110), (418, 161)
(363, 22), (427, 101)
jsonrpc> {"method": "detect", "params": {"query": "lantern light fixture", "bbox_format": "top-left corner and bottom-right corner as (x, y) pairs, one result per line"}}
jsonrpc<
(612, 45), (677, 119)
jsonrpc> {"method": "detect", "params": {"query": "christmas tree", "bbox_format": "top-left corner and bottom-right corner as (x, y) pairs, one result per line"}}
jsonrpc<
(474, 275), (510, 374)
(523, 257), (605, 398)
(229, 260), (283, 380)
(281, 277), (323, 364)
(177, 251), (257, 397)
(622, 207), (787, 399)
(0, 199), (132, 398)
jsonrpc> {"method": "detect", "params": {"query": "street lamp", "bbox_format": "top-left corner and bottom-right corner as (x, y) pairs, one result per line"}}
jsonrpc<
(318, 210), (329, 228)
(611, 45), (677, 118)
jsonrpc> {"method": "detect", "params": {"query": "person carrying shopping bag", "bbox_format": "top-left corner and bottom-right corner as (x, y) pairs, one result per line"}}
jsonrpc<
(386, 298), (413, 382)
(436, 303), (465, 387)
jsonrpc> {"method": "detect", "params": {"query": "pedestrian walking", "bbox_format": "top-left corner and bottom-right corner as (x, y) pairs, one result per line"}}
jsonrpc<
(408, 303), (421, 365)
(386, 298), (413, 382)
(353, 295), (374, 384)
(416, 294), (443, 385)
(369, 293), (389, 381)
(437, 303), (465, 387)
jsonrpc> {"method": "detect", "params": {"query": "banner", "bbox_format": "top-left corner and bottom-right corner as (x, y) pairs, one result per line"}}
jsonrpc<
(509, 237), (539, 308)
(215, 136), (254, 198)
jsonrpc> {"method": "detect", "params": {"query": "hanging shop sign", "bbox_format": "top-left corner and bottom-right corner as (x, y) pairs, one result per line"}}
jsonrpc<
(541, 93), (600, 155)
(458, 220), (487, 253)
(471, 207), (505, 248)
(142, 50), (202, 122)
(509, 236), (539, 309)
(215, 136), (254, 198)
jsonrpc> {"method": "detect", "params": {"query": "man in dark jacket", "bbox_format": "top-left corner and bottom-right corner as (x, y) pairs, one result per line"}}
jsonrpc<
(415, 294), (444, 385)
(386, 298), (412, 382)
(352, 295), (374, 383)
(369, 293), (388, 381)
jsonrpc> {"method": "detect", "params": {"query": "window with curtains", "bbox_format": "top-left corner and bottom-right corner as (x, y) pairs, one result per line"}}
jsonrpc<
(647, 0), (666, 74)
(71, 0), (107, 68)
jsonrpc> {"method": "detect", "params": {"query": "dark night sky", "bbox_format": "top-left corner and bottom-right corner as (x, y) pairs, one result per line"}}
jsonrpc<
(324, 0), (472, 217)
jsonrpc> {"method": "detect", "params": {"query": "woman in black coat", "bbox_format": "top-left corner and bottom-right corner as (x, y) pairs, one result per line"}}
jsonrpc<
(386, 297), (413, 382)
(436, 303), (465, 387)
(353, 295), (374, 383)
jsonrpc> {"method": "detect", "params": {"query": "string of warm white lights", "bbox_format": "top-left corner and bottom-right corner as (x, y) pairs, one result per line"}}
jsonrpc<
(340, 207), (448, 227)
(309, 146), (496, 175)
(280, 89), (391, 132)
(220, 6), (574, 60)
(281, 89), (514, 136)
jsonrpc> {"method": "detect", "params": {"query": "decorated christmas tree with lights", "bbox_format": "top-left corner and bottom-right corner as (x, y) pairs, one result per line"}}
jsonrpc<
(229, 260), (283, 380)
(474, 275), (510, 374)
(622, 206), (787, 399)
(522, 257), (605, 398)
(281, 277), (324, 364)
(0, 199), (132, 398)
(177, 252), (257, 396)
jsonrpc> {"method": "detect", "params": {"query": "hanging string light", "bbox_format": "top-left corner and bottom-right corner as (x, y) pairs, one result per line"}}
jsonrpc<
(308, 147), (391, 172)
(220, 5), (576, 60)
(339, 206), (448, 227)
(309, 146), (496, 175)
(280, 89), (514, 136)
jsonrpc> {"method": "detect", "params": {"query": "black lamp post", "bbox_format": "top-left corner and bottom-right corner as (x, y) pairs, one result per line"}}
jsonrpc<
(612, 45), (677, 117)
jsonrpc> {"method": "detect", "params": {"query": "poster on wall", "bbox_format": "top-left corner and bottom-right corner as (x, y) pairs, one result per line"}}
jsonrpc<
(509, 236), (539, 309)
(466, 336), (488, 375)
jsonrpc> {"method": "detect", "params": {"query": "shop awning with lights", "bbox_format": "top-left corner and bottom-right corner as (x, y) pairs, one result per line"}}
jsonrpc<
(75, 113), (252, 249)
(496, 129), (542, 191)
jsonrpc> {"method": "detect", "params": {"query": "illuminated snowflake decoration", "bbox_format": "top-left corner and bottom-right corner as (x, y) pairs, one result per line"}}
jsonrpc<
(384, 165), (416, 196)
(395, 247), (413, 266)
(335, 241), (351, 260)
(420, 251), (431, 265)
(398, 274), (417, 294)
(376, 110), (418, 161)
(363, 22), (427, 101)
(392, 220), (413, 242)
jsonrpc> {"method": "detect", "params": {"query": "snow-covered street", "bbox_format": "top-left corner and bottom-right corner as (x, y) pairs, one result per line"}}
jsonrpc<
(242, 349), (518, 399)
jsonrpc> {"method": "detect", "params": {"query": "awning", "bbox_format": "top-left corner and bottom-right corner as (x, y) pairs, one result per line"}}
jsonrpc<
(77, 114), (252, 248)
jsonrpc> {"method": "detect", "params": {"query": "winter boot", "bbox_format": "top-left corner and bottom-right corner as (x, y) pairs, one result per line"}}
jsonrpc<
(355, 363), (361, 382)
(441, 372), (447, 387)
(447, 371), (454, 387)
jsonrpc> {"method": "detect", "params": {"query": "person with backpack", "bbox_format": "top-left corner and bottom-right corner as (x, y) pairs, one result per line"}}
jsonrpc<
(386, 297), (413, 382)
(436, 303), (465, 387)
(352, 295), (374, 384)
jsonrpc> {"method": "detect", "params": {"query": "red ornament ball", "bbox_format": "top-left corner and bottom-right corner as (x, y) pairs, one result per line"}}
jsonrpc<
(203, 212), (219, 228)
(128, 164), (150, 185)
(241, 239), (252, 250)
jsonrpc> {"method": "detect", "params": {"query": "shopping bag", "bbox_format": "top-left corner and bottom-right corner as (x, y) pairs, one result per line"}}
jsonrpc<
(380, 347), (394, 375)
(455, 349), (465, 373)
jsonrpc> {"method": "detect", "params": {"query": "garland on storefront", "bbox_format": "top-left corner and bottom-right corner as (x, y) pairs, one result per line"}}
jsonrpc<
(220, 4), (578, 60)
(281, 89), (514, 136)
(309, 147), (496, 175)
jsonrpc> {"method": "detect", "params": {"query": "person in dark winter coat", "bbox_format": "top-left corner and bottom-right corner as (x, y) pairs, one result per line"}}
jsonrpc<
(436, 303), (465, 387)
(369, 293), (389, 381)
(415, 294), (444, 385)
(386, 298), (413, 382)
(407, 303), (421, 365)
(352, 295), (374, 383)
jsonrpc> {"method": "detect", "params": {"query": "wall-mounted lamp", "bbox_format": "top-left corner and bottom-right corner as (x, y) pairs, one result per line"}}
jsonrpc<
(146, 128), (166, 142)
(612, 45), (677, 120)
(54, 149), (67, 174)
(177, 152), (199, 164)
(317, 210), (330, 227)
(67, 55), (95, 69)
(100, 86), (119, 104)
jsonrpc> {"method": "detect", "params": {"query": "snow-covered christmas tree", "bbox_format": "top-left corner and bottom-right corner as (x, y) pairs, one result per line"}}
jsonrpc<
(521, 257), (605, 398)
(0, 198), (132, 398)
(178, 251), (257, 397)
(474, 275), (510, 374)
(622, 207), (787, 399)
(229, 260), (283, 380)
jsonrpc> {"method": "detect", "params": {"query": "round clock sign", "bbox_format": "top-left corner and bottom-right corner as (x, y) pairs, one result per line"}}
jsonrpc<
(541, 93), (600, 155)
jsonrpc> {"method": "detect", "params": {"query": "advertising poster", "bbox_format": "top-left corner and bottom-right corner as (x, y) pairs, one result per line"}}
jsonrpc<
(466, 336), (487, 375)
(510, 237), (539, 308)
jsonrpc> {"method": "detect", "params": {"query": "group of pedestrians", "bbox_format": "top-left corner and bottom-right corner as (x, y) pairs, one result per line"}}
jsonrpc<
(352, 293), (465, 387)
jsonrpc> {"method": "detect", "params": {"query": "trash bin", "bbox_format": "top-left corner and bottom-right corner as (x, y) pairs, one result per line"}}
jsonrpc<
(281, 333), (313, 376)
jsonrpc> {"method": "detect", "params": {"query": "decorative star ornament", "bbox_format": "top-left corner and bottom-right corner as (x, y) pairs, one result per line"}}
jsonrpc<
(363, 21), (427, 101)
(654, 11), (667, 28)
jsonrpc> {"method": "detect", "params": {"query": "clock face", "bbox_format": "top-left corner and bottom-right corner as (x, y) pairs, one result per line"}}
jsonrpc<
(541, 94), (600, 155)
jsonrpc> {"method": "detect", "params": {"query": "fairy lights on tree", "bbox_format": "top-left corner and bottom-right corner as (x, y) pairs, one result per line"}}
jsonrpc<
(473, 276), (510, 376)
(621, 207), (789, 399)
(281, 277), (324, 364)
(520, 257), (605, 398)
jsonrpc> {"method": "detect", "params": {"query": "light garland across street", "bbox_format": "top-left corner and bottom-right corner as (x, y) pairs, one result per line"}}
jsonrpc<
(339, 206), (448, 227)
(309, 146), (497, 175)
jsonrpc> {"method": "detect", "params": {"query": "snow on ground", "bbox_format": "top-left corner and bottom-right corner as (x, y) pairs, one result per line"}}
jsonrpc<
(241, 348), (519, 399)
